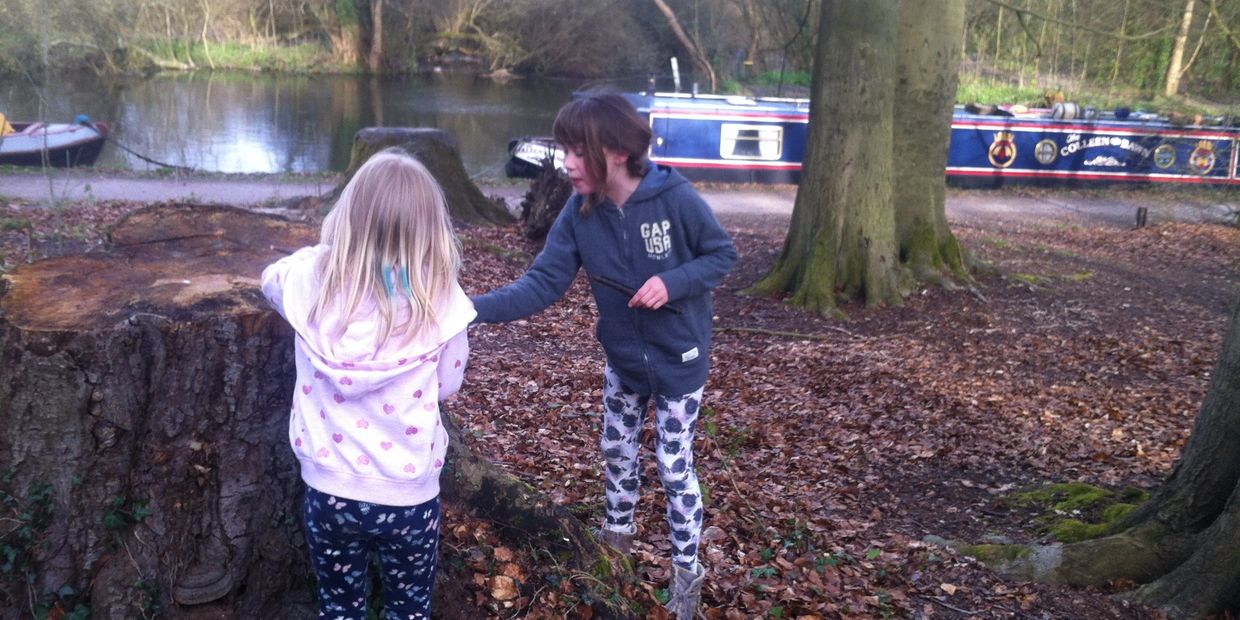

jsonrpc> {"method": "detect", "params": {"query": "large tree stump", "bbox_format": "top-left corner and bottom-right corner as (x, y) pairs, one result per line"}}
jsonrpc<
(339, 127), (514, 227)
(0, 204), (634, 618)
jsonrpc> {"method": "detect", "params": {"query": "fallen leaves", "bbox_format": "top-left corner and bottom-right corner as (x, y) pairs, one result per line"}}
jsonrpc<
(6, 191), (1230, 619)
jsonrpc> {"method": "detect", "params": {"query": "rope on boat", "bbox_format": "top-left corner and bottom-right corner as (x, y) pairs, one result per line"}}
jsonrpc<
(102, 134), (195, 173)
(73, 116), (195, 172)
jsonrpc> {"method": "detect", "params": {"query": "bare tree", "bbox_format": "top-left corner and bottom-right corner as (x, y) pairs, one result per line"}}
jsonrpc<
(1166, 0), (1197, 97)
(652, 0), (719, 92)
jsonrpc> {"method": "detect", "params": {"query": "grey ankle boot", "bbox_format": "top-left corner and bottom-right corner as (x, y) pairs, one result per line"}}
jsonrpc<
(597, 526), (635, 554)
(666, 562), (706, 619)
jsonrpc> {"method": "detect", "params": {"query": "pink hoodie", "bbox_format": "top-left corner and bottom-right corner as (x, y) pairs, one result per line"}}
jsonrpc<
(261, 245), (476, 506)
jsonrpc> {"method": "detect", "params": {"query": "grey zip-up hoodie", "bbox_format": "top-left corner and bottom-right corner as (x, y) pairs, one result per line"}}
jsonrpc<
(473, 164), (736, 395)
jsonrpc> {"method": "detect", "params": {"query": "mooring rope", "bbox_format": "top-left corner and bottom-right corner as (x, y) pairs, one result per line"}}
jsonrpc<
(73, 116), (195, 172)
(102, 134), (194, 173)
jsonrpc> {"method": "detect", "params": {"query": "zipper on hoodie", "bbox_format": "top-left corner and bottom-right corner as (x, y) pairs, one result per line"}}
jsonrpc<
(615, 202), (658, 393)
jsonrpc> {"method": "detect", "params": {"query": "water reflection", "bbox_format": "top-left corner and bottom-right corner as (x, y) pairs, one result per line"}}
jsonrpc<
(2, 71), (578, 176)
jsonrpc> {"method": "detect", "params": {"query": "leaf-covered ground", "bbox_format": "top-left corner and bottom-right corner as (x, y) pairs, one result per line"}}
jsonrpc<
(3, 191), (1237, 619)
(452, 200), (1237, 619)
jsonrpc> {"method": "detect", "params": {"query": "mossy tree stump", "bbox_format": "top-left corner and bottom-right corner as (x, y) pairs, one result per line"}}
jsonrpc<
(0, 205), (632, 618)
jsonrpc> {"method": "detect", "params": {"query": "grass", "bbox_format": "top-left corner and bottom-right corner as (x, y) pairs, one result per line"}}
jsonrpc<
(135, 40), (348, 73)
(956, 74), (1237, 118)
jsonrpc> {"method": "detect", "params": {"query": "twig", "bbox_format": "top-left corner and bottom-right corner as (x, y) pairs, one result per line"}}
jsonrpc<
(920, 594), (983, 615)
(511, 584), (549, 619)
(719, 460), (769, 534)
(715, 325), (854, 340)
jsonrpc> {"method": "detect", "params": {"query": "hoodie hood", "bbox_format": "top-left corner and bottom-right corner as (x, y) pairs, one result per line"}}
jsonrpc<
(273, 246), (474, 373)
(625, 163), (688, 205)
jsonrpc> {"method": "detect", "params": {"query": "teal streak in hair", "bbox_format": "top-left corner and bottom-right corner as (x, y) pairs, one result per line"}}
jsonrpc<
(381, 265), (413, 298)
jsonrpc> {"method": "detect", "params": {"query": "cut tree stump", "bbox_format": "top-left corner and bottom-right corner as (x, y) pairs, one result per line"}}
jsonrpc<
(336, 127), (514, 227)
(0, 204), (635, 618)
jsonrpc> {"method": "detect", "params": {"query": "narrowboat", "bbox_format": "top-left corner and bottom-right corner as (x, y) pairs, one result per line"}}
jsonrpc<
(506, 92), (1240, 188)
(0, 116), (109, 168)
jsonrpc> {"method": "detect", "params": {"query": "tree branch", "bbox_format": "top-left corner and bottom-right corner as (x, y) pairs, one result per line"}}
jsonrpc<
(985, 0), (1174, 41)
(715, 325), (856, 340)
(1207, 0), (1240, 53)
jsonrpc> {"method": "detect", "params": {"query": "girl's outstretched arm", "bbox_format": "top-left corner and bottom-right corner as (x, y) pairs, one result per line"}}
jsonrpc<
(260, 245), (320, 319)
(472, 206), (581, 323)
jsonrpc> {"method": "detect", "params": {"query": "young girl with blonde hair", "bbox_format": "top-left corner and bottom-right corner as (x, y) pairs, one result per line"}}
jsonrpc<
(262, 148), (475, 618)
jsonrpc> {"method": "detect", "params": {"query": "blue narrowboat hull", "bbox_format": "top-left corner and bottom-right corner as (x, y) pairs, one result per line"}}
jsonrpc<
(947, 113), (1238, 188)
(507, 93), (1240, 188)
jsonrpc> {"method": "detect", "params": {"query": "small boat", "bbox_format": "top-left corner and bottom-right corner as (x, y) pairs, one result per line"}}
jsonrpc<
(0, 116), (109, 167)
(506, 92), (1240, 188)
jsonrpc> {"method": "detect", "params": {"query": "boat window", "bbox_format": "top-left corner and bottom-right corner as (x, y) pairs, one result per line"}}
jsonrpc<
(720, 124), (782, 160)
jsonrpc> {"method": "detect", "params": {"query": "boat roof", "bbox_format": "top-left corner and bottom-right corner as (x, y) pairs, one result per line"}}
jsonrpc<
(622, 92), (810, 114)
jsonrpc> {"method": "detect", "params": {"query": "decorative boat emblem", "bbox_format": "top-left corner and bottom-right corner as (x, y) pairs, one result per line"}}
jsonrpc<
(1034, 139), (1058, 165)
(988, 131), (1017, 168)
(1188, 140), (1215, 174)
(1153, 144), (1177, 169)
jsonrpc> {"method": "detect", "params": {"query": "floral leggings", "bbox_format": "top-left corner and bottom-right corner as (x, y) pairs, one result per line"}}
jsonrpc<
(601, 364), (705, 569)
(303, 487), (440, 620)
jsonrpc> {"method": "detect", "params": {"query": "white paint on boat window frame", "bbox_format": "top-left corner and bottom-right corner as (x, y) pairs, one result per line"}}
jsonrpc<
(720, 123), (783, 161)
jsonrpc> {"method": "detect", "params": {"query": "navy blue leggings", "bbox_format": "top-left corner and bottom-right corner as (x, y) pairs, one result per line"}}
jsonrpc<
(303, 487), (439, 619)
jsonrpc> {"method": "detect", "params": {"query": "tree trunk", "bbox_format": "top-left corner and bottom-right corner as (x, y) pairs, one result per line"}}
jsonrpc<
(0, 204), (634, 618)
(1166, 0), (1197, 97)
(367, 0), (384, 72)
(991, 300), (1240, 619)
(893, 0), (968, 284)
(651, 0), (718, 92)
(744, 0), (904, 315)
(337, 127), (513, 227)
(519, 162), (573, 242)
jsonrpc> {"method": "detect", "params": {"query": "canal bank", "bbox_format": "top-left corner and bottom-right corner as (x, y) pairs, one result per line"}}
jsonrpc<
(2, 169), (1237, 228)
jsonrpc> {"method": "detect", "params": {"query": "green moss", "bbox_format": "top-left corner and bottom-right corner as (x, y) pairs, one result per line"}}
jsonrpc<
(1102, 502), (1139, 522)
(1049, 519), (1110, 543)
(955, 543), (1033, 562)
(1011, 273), (1043, 285)
(592, 557), (614, 579)
(1002, 483), (1150, 543)
(1008, 482), (1102, 509)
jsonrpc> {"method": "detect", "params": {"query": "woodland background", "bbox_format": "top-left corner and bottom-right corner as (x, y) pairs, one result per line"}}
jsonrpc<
(1, 0), (1237, 111)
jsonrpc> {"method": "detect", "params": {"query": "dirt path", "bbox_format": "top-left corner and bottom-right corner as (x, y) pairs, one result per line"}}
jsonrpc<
(5, 170), (1237, 227)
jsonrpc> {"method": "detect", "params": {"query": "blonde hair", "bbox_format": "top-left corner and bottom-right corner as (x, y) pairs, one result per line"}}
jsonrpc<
(310, 148), (460, 347)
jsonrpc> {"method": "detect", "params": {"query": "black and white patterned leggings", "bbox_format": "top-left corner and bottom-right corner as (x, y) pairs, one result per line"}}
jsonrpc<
(600, 364), (704, 569)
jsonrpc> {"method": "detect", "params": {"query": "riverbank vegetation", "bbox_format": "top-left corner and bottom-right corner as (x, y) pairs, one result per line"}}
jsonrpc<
(3, 1), (1237, 114)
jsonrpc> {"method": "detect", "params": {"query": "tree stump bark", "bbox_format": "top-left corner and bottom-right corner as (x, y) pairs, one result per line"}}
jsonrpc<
(519, 159), (572, 242)
(0, 205), (633, 618)
(338, 127), (514, 227)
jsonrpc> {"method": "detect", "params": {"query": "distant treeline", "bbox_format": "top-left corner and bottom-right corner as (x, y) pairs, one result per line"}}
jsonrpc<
(1, 1), (1237, 103)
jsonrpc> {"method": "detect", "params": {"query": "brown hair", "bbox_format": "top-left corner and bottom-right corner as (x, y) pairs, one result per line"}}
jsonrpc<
(552, 91), (651, 214)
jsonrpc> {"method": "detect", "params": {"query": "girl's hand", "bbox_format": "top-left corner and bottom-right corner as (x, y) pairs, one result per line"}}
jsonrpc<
(629, 276), (669, 310)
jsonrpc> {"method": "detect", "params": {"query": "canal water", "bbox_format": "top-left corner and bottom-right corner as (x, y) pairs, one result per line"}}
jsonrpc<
(1, 71), (600, 177)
